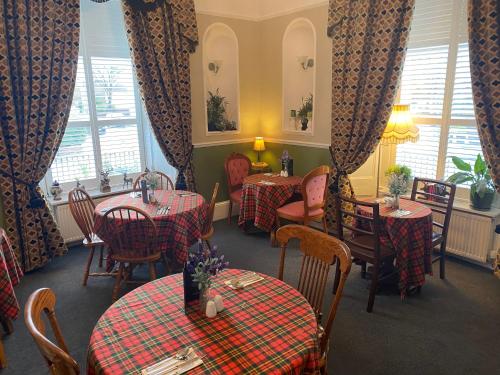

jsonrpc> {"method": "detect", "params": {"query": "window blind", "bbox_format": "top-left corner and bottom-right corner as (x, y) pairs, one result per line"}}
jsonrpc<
(451, 43), (475, 120)
(69, 57), (90, 122)
(444, 125), (483, 181)
(99, 123), (141, 175)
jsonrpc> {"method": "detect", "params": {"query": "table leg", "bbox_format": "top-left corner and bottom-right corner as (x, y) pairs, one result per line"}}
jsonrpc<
(0, 317), (13, 335)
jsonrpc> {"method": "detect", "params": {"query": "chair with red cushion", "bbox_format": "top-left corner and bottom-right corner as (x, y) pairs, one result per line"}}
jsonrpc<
(224, 153), (251, 224)
(275, 165), (330, 234)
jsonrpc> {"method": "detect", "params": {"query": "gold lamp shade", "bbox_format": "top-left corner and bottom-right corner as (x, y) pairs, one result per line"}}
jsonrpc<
(253, 137), (266, 151)
(381, 104), (419, 145)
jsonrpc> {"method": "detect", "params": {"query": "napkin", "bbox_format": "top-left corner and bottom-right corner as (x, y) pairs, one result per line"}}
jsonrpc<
(258, 180), (276, 186)
(389, 209), (412, 217)
(141, 348), (203, 375)
(224, 272), (264, 289)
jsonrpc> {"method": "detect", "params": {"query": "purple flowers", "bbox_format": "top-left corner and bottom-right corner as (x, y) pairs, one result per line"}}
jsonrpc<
(187, 240), (229, 290)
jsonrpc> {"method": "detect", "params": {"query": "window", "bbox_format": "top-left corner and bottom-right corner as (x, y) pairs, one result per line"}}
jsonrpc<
(48, 1), (145, 188)
(395, 0), (484, 187)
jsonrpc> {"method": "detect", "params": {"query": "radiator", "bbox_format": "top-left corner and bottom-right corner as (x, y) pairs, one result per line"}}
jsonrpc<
(433, 207), (499, 264)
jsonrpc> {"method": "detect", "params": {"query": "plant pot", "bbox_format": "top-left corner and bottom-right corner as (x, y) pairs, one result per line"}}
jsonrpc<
(392, 195), (400, 209)
(470, 189), (495, 211)
(300, 118), (309, 131)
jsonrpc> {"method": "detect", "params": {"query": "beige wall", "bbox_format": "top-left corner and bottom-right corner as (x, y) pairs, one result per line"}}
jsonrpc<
(191, 14), (262, 144)
(260, 5), (331, 144)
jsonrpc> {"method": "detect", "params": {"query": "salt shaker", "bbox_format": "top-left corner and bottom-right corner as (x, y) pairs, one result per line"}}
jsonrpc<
(214, 294), (224, 312)
(206, 301), (217, 318)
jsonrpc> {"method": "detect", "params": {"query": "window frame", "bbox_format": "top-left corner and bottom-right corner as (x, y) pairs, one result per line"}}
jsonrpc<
(44, 39), (147, 193)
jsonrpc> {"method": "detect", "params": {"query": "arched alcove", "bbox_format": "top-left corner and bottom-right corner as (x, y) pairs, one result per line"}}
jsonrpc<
(282, 18), (316, 134)
(203, 23), (240, 134)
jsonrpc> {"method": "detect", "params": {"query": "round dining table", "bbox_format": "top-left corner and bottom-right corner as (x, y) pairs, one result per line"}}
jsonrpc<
(357, 198), (433, 294)
(238, 173), (302, 232)
(87, 269), (320, 375)
(94, 190), (208, 264)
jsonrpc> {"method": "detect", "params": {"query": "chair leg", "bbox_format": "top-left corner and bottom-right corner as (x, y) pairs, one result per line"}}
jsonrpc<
(322, 215), (328, 234)
(228, 200), (233, 224)
(439, 242), (446, 279)
(361, 261), (367, 279)
(205, 239), (212, 251)
(367, 262), (380, 313)
(162, 252), (172, 275)
(82, 246), (96, 286)
(0, 339), (6, 369)
(148, 262), (157, 281)
(112, 263), (124, 302)
(98, 245), (104, 268)
(271, 214), (281, 247)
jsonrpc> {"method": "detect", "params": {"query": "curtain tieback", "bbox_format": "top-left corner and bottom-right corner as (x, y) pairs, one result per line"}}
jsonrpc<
(0, 170), (46, 209)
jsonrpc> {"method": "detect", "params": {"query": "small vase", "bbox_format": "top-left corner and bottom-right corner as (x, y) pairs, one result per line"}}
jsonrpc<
(199, 286), (213, 313)
(301, 118), (309, 131)
(392, 195), (400, 209)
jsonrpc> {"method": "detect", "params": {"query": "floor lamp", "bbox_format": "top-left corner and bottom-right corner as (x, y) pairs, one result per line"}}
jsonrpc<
(376, 104), (419, 197)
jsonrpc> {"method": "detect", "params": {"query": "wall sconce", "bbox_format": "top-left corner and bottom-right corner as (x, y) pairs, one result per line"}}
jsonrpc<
(208, 60), (223, 75)
(297, 56), (314, 70)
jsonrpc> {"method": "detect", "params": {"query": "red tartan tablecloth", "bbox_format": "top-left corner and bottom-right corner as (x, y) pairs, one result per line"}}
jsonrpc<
(87, 269), (320, 375)
(94, 191), (208, 264)
(358, 199), (433, 294)
(239, 174), (302, 232)
(0, 229), (22, 320)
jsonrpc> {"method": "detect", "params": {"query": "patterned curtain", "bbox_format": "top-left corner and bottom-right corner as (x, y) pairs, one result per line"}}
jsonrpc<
(325, 0), (415, 223)
(121, 0), (198, 190)
(468, 0), (500, 191)
(0, 0), (80, 271)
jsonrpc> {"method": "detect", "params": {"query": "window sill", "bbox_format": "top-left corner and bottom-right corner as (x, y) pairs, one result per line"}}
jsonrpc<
(46, 185), (134, 207)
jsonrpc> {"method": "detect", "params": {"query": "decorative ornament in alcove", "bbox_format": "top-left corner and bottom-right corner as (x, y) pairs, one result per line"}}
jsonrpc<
(297, 94), (313, 131)
(206, 89), (237, 132)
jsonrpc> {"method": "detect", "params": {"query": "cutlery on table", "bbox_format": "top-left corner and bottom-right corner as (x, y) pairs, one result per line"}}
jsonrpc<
(226, 272), (264, 289)
(141, 347), (202, 375)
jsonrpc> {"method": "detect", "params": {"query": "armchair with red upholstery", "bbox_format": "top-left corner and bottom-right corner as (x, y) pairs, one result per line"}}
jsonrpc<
(224, 153), (252, 223)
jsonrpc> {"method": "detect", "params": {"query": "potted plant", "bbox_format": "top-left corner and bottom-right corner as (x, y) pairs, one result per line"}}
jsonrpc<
(297, 94), (313, 131)
(385, 164), (412, 209)
(206, 89), (237, 132)
(447, 154), (495, 210)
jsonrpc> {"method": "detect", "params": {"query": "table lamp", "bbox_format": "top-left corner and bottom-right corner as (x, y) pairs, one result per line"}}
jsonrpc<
(377, 104), (419, 196)
(253, 137), (268, 168)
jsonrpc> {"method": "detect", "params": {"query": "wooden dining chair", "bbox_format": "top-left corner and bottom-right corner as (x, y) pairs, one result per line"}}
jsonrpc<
(101, 206), (161, 301)
(133, 170), (174, 191)
(411, 177), (456, 279)
(276, 225), (351, 373)
(275, 165), (330, 234)
(24, 288), (80, 375)
(333, 195), (396, 313)
(224, 153), (251, 224)
(68, 188), (113, 286)
(201, 183), (219, 250)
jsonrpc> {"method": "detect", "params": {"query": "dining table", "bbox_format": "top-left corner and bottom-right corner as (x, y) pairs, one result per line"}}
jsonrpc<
(87, 269), (320, 375)
(238, 173), (302, 232)
(357, 198), (433, 295)
(93, 190), (208, 265)
(0, 229), (22, 321)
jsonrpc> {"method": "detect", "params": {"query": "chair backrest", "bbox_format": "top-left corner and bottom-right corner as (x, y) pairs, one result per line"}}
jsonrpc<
(411, 177), (456, 239)
(302, 165), (330, 217)
(24, 288), (79, 375)
(276, 225), (351, 354)
(68, 188), (96, 243)
(224, 153), (251, 193)
(133, 171), (174, 191)
(101, 206), (159, 260)
(335, 194), (383, 258)
(204, 183), (219, 234)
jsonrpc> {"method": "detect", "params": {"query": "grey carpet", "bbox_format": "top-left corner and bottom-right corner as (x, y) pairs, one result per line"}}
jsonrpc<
(2, 220), (499, 374)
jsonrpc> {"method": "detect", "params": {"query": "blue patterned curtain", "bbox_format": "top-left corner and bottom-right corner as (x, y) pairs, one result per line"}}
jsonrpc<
(0, 0), (80, 271)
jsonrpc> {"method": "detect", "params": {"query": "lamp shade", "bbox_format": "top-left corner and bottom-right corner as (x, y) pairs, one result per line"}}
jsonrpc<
(381, 104), (419, 145)
(253, 137), (266, 151)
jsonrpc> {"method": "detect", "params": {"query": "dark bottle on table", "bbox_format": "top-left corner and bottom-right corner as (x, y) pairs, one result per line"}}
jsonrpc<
(140, 180), (149, 204)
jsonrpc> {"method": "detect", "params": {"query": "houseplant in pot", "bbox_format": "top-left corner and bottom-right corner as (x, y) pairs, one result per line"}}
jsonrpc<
(447, 154), (495, 210)
(297, 94), (313, 131)
(385, 164), (412, 209)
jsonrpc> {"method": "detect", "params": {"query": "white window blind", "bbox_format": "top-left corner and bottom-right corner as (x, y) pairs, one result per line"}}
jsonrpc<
(99, 123), (141, 175)
(69, 58), (90, 122)
(394, 0), (484, 188)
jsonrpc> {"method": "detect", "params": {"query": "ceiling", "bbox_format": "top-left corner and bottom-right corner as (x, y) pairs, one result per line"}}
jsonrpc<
(194, 0), (328, 21)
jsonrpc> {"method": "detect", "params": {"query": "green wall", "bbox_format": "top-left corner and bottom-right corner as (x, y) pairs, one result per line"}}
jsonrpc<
(193, 142), (329, 202)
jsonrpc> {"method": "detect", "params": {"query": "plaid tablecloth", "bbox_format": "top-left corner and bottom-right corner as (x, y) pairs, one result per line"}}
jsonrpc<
(238, 174), (302, 232)
(94, 191), (208, 264)
(0, 229), (22, 320)
(357, 199), (433, 295)
(87, 269), (320, 375)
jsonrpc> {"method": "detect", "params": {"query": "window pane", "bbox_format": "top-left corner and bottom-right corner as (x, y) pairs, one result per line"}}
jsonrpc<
(400, 45), (449, 117)
(91, 57), (137, 120)
(395, 124), (441, 179)
(69, 57), (90, 122)
(444, 125), (483, 183)
(451, 43), (475, 119)
(99, 124), (141, 175)
(51, 126), (96, 183)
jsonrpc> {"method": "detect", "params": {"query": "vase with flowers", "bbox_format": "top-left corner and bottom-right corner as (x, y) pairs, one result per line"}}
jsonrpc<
(385, 165), (412, 209)
(184, 241), (228, 313)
